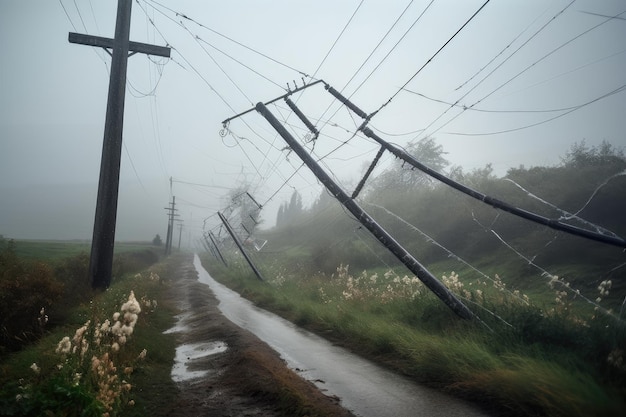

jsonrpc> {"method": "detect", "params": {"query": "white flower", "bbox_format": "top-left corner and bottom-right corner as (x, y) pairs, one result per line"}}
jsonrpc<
(56, 336), (71, 355)
(30, 363), (40, 374)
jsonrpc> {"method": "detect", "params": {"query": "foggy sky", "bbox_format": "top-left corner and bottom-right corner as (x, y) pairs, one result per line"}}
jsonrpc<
(1, 0), (625, 243)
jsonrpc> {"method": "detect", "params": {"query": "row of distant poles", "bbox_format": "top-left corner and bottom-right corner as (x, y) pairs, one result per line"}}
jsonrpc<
(69, 0), (170, 289)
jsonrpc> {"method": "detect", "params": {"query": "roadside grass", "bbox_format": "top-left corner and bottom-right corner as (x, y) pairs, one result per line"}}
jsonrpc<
(6, 239), (156, 261)
(0, 243), (181, 417)
(202, 255), (626, 417)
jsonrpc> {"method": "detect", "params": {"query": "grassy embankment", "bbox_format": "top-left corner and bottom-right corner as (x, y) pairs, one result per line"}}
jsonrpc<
(0, 241), (357, 417)
(202, 253), (626, 417)
(0, 240), (181, 416)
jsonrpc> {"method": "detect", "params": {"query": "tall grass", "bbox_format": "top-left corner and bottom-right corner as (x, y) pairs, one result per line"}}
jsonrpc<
(0, 250), (180, 416)
(203, 256), (626, 416)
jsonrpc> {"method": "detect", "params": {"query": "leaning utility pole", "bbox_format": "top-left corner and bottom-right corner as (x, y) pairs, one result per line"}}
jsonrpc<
(255, 102), (474, 320)
(208, 231), (228, 267)
(218, 212), (264, 281)
(69, 0), (170, 288)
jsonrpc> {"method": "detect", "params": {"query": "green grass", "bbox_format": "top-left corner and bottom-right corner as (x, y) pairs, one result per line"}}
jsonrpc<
(0, 253), (181, 417)
(202, 255), (626, 417)
(3, 239), (157, 261)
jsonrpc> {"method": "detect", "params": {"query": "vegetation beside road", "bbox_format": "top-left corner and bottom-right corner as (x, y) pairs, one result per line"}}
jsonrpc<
(0, 241), (357, 416)
(202, 140), (626, 417)
(0, 240), (179, 416)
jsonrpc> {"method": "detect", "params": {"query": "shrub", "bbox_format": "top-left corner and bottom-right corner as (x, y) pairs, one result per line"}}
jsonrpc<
(0, 242), (63, 353)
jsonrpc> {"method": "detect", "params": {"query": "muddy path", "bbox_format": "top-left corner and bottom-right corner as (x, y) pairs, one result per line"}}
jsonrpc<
(162, 255), (354, 417)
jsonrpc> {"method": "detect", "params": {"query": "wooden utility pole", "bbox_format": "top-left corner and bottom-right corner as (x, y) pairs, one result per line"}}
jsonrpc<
(255, 102), (474, 320)
(218, 212), (264, 281)
(69, 0), (171, 288)
(209, 232), (229, 267)
(164, 196), (178, 256)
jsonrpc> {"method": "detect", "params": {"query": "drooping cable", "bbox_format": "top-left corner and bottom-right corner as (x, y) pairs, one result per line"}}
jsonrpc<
(142, 0), (310, 78)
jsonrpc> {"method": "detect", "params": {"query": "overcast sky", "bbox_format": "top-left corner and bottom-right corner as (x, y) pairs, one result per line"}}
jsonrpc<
(1, 0), (625, 243)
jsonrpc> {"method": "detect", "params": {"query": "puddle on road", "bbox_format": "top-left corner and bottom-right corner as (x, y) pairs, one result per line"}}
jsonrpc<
(171, 341), (228, 382)
(165, 306), (228, 382)
(163, 312), (192, 334)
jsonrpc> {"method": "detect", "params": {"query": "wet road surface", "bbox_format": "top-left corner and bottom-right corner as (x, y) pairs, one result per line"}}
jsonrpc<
(194, 254), (488, 417)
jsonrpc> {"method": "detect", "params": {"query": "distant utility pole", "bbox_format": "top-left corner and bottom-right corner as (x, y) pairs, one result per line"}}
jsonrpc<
(69, 0), (170, 289)
(164, 196), (178, 255)
(218, 212), (263, 281)
(177, 220), (184, 250)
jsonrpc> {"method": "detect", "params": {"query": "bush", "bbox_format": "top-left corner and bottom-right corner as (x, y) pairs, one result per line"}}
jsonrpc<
(0, 242), (63, 353)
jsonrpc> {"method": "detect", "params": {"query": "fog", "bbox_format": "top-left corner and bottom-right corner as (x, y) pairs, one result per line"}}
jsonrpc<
(1, 0), (625, 243)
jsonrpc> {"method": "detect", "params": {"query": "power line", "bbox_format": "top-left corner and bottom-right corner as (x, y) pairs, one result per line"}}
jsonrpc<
(425, 8), (626, 139)
(445, 84), (626, 136)
(370, 0), (492, 121)
(317, 0), (435, 132)
(58, 0), (77, 31)
(345, 0), (436, 101)
(142, 0), (309, 77)
(310, 0), (365, 80)
(72, 0), (88, 32)
(180, 21), (255, 104)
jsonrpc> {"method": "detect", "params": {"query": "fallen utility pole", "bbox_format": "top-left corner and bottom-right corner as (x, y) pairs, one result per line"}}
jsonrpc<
(325, 86), (626, 249)
(255, 102), (474, 320)
(69, 0), (170, 288)
(218, 212), (264, 281)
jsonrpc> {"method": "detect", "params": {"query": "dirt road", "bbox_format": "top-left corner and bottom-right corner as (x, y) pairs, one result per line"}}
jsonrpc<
(162, 256), (354, 417)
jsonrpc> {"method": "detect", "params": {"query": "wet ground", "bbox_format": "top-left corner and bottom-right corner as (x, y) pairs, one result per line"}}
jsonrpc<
(163, 255), (354, 416)
(193, 254), (489, 417)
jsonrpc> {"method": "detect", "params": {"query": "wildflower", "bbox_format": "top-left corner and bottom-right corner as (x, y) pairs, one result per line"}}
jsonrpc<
(16, 394), (23, 402)
(128, 400), (135, 406)
(73, 321), (90, 344)
(56, 336), (71, 355)
(100, 319), (111, 332)
(30, 363), (40, 374)
(111, 342), (120, 352)
(121, 291), (141, 315)
(112, 312), (120, 321)
(138, 349), (147, 360)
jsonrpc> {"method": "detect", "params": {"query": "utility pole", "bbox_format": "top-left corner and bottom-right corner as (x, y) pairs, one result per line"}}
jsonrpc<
(218, 212), (263, 281)
(209, 231), (228, 267)
(164, 196), (178, 255)
(255, 102), (474, 320)
(177, 221), (184, 250)
(69, 0), (170, 288)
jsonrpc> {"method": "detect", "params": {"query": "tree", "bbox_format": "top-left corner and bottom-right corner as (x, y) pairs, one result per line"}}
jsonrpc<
(152, 234), (163, 246)
(276, 190), (304, 227)
(561, 139), (625, 168)
(367, 137), (449, 195)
